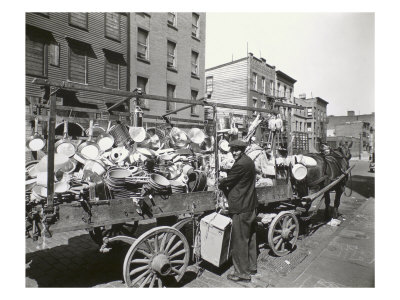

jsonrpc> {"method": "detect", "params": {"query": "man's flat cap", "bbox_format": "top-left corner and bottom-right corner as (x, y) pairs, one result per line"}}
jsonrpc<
(229, 139), (248, 148)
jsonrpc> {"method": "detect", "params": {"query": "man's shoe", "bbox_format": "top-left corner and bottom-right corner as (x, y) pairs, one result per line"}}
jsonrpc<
(248, 270), (257, 275)
(227, 274), (251, 282)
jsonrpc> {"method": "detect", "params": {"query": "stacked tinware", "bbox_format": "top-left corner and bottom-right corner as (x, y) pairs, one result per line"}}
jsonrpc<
(104, 167), (149, 199)
(169, 180), (187, 193)
(187, 170), (208, 192)
(147, 174), (171, 194)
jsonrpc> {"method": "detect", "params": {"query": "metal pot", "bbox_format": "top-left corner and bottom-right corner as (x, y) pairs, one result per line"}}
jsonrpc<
(78, 120), (100, 160)
(55, 120), (77, 157)
(26, 117), (46, 151)
(96, 121), (115, 151)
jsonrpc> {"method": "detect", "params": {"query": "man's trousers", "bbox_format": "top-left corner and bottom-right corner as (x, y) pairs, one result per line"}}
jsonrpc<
(230, 209), (257, 279)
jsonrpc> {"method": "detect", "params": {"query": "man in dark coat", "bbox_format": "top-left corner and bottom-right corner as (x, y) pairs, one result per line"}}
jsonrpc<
(218, 139), (258, 282)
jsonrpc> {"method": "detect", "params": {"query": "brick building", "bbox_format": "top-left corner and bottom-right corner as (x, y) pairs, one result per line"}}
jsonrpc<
(327, 111), (375, 157)
(295, 95), (329, 151)
(130, 12), (206, 128)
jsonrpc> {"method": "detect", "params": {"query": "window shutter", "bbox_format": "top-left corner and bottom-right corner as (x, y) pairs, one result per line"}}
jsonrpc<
(26, 35), (46, 76)
(105, 13), (120, 41)
(69, 13), (88, 30)
(69, 44), (87, 83)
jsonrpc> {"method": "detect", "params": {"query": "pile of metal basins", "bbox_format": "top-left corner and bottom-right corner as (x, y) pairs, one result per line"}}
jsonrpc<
(105, 167), (147, 198)
(148, 173), (171, 194)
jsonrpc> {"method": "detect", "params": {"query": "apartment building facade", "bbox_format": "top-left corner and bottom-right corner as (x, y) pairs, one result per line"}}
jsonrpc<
(295, 96), (329, 151)
(25, 12), (130, 161)
(26, 12), (130, 111)
(130, 12), (206, 127)
(205, 53), (277, 136)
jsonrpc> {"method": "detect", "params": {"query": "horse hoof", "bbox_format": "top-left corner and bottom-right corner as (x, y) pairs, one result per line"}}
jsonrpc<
(324, 211), (330, 221)
(332, 208), (338, 219)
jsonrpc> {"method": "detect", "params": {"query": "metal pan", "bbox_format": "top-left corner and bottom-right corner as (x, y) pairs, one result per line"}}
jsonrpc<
(96, 121), (115, 151)
(26, 117), (46, 151)
(78, 120), (100, 160)
(55, 120), (76, 157)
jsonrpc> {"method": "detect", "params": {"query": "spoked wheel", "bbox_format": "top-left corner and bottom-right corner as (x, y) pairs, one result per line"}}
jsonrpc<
(123, 226), (190, 288)
(267, 211), (299, 256)
(89, 222), (139, 246)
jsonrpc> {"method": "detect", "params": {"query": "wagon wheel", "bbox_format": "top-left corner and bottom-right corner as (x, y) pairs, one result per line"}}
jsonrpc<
(123, 226), (190, 288)
(89, 222), (139, 246)
(267, 211), (299, 257)
(173, 217), (201, 262)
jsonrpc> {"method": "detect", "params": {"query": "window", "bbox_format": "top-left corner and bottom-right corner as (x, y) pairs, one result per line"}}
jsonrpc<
(69, 13), (88, 30)
(296, 121), (298, 131)
(26, 33), (48, 77)
(284, 86), (287, 99)
(289, 88), (292, 101)
(252, 73), (257, 90)
(192, 13), (199, 38)
(137, 76), (149, 108)
(49, 42), (60, 66)
(252, 98), (257, 115)
(191, 51), (199, 76)
(167, 41), (177, 69)
(307, 108), (313, 117)
(206, 76), (213, 93)
(307, 123), (312, 132)
(168, 12), (177, 27)
(262, 77), (266, 93)
(104, 52), (121, 89)
(105, 13), (121, 41)
(261, 100), (266, 109)
(137, 28), (149, 60)
(166, 84), (176, 111)
(191, 90), (198, 115)
(277, 83), (281, 97)
(68, 41), (88, 84)
(269, 80), (274, 95)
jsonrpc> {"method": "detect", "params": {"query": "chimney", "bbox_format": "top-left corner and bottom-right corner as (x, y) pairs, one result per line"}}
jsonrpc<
(299, 93), (306, 99)
(248, 52), (253, 57)
(347, 111), (355, 117)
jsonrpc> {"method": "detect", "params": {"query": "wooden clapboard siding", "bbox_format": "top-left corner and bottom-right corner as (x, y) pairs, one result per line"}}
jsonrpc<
(25, 12), (129, 107)
(205, 58), (248, 115)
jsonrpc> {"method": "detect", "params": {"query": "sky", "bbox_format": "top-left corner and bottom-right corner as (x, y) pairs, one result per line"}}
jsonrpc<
(205, 13), (375, 116)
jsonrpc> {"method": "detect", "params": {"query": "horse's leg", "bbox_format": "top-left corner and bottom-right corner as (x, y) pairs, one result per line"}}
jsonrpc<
(333, 184), (344, 219)
(324, 190), (331, 220)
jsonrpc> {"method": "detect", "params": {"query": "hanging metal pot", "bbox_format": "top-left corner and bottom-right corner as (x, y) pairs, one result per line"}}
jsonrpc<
(96, 121), (115, 151)
(78, 120), (100, 160)
(55, 120), (77, 158)
(26, 117), (46, 151)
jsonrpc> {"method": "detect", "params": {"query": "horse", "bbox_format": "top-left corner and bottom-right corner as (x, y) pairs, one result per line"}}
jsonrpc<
(296, 141), (352, 220)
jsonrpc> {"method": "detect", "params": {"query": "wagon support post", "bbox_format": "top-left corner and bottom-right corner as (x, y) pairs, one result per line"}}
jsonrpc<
(45, 86), (62, 212)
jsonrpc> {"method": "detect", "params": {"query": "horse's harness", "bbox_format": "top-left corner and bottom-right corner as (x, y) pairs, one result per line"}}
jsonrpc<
(307, 148), (349, 187)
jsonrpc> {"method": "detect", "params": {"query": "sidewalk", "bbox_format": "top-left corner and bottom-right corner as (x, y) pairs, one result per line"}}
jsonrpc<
(276, 197), (374, 287)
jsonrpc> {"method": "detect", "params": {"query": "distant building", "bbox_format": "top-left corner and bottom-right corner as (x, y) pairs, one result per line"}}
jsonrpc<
(327, 111), (375, 157)
(295, 95), (329, 151)
(206, 53), (301, 143)
(130, 12), (206, 127)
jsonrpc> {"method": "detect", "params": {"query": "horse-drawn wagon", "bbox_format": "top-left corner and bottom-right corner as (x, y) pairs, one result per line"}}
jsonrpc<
(26, 79), (353, 287)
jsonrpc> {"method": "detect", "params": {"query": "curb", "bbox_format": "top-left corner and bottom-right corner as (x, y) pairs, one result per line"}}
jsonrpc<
(274, 197), (373, 287)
